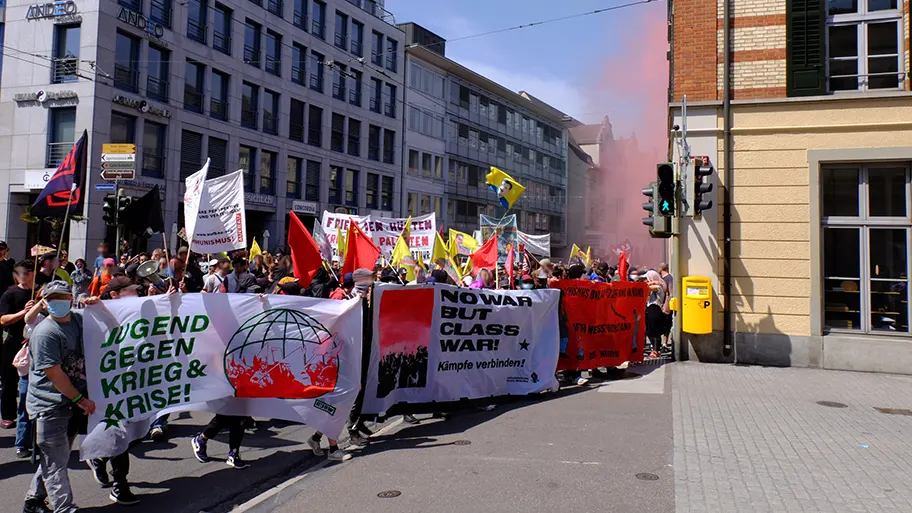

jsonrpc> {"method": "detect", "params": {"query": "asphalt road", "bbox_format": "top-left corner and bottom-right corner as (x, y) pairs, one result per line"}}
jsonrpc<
(0, 362), (674, 513)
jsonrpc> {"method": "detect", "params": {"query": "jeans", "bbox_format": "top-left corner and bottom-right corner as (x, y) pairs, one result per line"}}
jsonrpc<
(25, 407), (79, 513)
(1, 342), (19, 421)
(15, 376), (31, 449)
(202, 415), (245, 450)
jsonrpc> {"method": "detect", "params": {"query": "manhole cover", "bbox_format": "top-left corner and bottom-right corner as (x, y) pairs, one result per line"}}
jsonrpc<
(635, 473), (659, 481)
(453, 440), (472, 446)
(875, 407), (912, 416)
(816, 401), (848, 408)
(377, 490), (402, 498)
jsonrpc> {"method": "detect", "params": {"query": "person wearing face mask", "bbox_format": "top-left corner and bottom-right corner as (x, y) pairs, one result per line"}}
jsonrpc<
(629, 270), (641, 282)
(22, 281), (101, 513)
(519, 274), (535, 290)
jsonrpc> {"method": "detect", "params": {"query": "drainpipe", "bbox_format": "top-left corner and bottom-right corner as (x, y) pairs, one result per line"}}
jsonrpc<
(722, 0), (734, 358)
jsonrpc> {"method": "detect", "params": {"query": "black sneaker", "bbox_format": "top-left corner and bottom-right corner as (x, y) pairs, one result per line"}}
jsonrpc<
(16, 447), (32, 459)
(109, 485), (140, 506)
(403, 414), (419, 424)
(22, 498), (52, 513)
(226, 450), (248, 469)
(87, 458), (112, 488)
(191, 434), (209, 462)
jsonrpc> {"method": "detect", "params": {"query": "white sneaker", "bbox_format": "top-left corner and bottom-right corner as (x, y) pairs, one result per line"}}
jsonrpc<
(576, 377), (590, 386)
(307, 438), (325, 456)
(328, 449), (352, 462)
(349, 432), (369, 447)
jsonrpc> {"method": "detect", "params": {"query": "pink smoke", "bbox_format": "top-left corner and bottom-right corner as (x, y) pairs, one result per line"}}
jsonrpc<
(586, 4), (669, 268)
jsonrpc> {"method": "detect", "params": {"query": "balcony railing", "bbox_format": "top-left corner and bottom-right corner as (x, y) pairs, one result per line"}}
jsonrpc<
(349, 88), (361, 106)
(142, 152), (165, 178)
(348, 137), (360, 157)
(150, 0), (172, 28)
(330, 132), (344, 152)
(147, 76), (169, 102)
(334, 32), (346, 49)
(305, 185), (319, 202)
(241, 109), (258, 129)
(52, 58), (78, 84)
(114, 64), (139, 92)
(264, 112), (278, 134)
(385, 55), (396, 72)
(187, 19), (207, 44)
(310, 74), (323, 92)
(260, 176), (275, 195)
(289, 123), (304, 142)
(370, 50), (382, 66)
(382, 148), (394, 164)
(119, 0), (141, 12)
(346, 0), (396, 26)
(244, 45), (260, 67)
(210, 98), (228, 120)
(369, 96), (380, 113)
(184, 89), (203, 113)
(266, 0), (283, 16)
(265, 56), (281, 76)
(332, 82), (346, 100)
(243, 172), (254, 191)
(213, 30), (231, 55)
(351, 40), (362, 57)
(293, 11), (306, 30)
(384, 102), (395, 118)
(368, 144), (379, 161)
(308, 128), (321, 146)
(46, 141), (74, 168)
(291, 65), (305, 85)
(287, 181), (300, 199)
(312, 20), (324, 39)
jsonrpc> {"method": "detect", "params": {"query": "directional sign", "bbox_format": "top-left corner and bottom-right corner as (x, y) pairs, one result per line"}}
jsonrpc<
(102, 160), (136, 170)
(101, 153), (136, 162)
(95, 183), (116, 191)
(102, 143), (136, 154)
(101, 169), (136, 180)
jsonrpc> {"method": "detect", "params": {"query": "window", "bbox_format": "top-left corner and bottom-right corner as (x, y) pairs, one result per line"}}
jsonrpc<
(239, 146), (255, 190)
(287, 157), (302, 199)
(382, 129), (395, 164)
(260, 151), (276, 194)
(408, 150), (418, 174)
(310, 51), (324, 92)
(208, 137), (227, 177)
(52, 25), (79, 83)
(421, 194), (431, 215)
(210, 69), (229, 120)
(385, 38), (397, 72)
(328, 165), (342, 204)
(366, 173), (379, 209)
(434, 196), (442, 220)
(348, 118), (361, 157)
(242, 82), (259, 129)
(311, 0), (325, 39)
(345, 169), (358, 206)
(293, 0), (307, 30)
(142, 121), (166, 178)
(187, 0), (207, 43)
(434, 156), (443, 178)
(114, 31), (140, 92)
(180, 130), (203, 179)
(150, 0), (172, 27)
(383, 83), (396, 118)
(213, 4), (232, 54)
(110, 112), (135, 145)
(408, 106), (444, 138)
(371, 30), (383, 65)
(120, 0), (141, 11)
(381, 176), (393, 211)
(305, 160), (321, 201)
(422, 153), (432, 177)
(331, 113), (345, 152)
(368, 124), (380, 161)
(267, 0), (282, 17)
(822, 164), (911, 333)
(147, 45), (170, 102)
(244, 20), (262, 67)
(332, 63), (347, 100)
(334, 11), (347, 49)
(408, 62), (445, 99)
(349, 69), (362, 106)
(826, 1), (903, 91)
(184, 60), (205, 113)
(265, 30), (281, 76)
(351, 20), (363, 57)
(407, 192), (417, 216)
(369, 77), (382, 113)
(292, 43), (306, 85)
(290, 98), (305, 141)
(308, 105), (323, 146)
(263, 90), (279, 134)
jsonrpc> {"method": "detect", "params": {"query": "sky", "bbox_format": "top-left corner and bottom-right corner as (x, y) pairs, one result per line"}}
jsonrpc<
(384, 0), (669, 145)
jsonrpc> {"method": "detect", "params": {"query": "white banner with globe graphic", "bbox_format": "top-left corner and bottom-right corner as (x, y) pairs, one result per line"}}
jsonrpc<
(80, 293), (362, 459)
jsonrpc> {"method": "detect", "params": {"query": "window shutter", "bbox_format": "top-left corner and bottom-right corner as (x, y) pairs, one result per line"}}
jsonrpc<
(786, 0), (826, 96)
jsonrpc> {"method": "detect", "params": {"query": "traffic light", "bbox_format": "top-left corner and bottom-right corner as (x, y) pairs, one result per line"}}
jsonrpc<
(118, 196), (132, 218)
(656, 163), (676, 216)
(102, 195), (118, 226)
(693, 157), (714, 215)
(642, 181), (671, 238)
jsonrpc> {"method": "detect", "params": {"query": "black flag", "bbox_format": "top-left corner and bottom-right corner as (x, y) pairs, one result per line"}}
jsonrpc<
(121, 185), (165, 233)
(32, 130), (87, 218)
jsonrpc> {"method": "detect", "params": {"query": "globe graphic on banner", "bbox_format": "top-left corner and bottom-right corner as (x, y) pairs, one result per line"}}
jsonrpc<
(224, 309), (341, 399)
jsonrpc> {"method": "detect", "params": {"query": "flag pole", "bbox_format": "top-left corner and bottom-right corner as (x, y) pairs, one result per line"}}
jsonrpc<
(55, 183), (77, 261)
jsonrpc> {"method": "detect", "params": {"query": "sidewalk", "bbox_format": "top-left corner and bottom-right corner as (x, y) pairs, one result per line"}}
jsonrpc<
(673, 362), (912, 513)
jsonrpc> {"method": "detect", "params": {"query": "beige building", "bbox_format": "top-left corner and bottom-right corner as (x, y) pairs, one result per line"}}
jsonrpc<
(671, 0), (912, 373)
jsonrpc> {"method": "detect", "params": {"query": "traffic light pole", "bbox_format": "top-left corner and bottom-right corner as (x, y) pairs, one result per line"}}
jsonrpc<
(115, 181), (121, 260)
(672, 97), (691, 363)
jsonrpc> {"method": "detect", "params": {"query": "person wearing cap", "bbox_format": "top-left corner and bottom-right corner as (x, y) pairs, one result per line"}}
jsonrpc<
(0, 240), (15, 293)
(35, 254), (61, 288)
(330, 273), (356, 300)
(590, 262), (610, 283)
(89, 258), (116, 296)
(0, 260), (36, 431)
(519, 274), (535, 290)
(22, 281), (104, 512)
(203, 257), (231, 293)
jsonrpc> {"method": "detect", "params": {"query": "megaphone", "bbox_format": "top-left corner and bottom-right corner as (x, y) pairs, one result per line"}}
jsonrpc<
(137, 260), (166, 289)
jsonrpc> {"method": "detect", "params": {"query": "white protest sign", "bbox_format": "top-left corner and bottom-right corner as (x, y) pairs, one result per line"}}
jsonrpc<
(187, 170), (248, 253)
(321, 212), (437, 263)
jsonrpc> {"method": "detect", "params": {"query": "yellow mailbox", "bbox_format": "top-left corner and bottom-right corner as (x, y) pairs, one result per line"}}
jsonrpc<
(682, 276), (712, 334)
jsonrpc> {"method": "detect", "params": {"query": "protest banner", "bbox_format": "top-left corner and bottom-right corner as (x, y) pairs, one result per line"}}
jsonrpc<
(555, 280), (648, 371)
(517, 230), (551, 257)
(480, 214), (518, 264)
(80, 294), (362, 459)
(185, 168), (248, 253)
(321, 212), (436, 262)
(362, 284), (560, 414)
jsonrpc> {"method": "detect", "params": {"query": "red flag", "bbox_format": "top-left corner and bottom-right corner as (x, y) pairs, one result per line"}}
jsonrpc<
(504, 244), (515, 288)
(342, 221), (380, 276)
(288, 211), (323, 288)
(619, 249), (628, 282)
(470, 236), (498, 273)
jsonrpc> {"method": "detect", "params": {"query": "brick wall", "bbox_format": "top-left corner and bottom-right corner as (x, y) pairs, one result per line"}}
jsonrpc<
(672, 0), (718, 102)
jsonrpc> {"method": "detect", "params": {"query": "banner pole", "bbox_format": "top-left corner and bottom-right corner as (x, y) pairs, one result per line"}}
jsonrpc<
(56, 183), (77, 261)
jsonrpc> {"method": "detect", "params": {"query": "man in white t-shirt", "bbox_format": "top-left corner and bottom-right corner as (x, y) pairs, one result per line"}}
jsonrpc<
(202, 257), (230, 293)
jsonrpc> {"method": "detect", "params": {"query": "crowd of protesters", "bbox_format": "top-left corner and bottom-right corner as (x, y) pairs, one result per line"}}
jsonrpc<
(0, 238), (673, 513)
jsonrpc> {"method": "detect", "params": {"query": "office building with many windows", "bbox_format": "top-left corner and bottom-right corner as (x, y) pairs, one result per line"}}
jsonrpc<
(0, 0), (403, 257)
(400, 23), (569, 254)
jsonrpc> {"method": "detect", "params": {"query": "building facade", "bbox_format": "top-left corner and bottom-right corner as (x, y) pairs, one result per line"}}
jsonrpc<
(0, 0), (404, 258)
(671, 0), (912, 373)
(400, 25), (569, 255)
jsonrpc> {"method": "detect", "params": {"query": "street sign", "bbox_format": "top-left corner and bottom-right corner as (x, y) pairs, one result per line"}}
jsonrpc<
(102, 160), (136, 170)
(102, 143), (136, 154)
(101, 153), (136, 162)
(95, 183), (116, 191)
(100, 169), (136, 180)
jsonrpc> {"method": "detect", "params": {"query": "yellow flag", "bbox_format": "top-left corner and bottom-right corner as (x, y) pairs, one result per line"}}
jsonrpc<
(391, 235), (416, 281)
(585, 246), (592, 266)
(416, 249), (426, 270)
(462, 257), (473, 279)
(401, 215), (412, 242)
(448, 229), (479, 258)
(249, 239), (262, 260)
(485, 166), (526, 209)
(570, 243), (582, 263)
(337, 226), (348, 265)
(434, 231), (463, 283)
